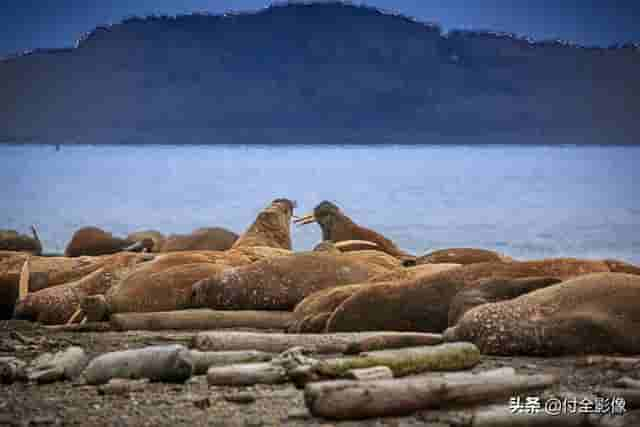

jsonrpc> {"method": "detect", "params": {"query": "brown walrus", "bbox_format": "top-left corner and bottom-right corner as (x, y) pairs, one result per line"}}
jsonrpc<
(103, 250), (253, 316)
(323, 258), (624, 333)
(0, 250), (148, 320)
(13, 252), (151, 324)
(444, 273), (640, 356)
(294, 201), (414, 262)
(191, 251), (393, 311)
(415, 248), (514, 265)
(98, 200), (297, 316)
(287, 263), (463, 333)
(232, 198), (296, 250)
(126, 230), (166, 253)
(65, 226), (153, 257)
(0, 226), (42, 255)
(160, 227), (238, 252)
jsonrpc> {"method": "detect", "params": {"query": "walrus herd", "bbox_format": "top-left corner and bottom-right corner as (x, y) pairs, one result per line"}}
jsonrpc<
(2, 198), (640, 357)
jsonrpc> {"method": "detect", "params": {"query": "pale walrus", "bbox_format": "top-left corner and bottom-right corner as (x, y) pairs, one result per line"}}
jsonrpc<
(159, 227), (238, 252)
(444, 273), (640, 356)
(232, 198), (296, 250)
(323, 258), (620, 333)
(190, 251), (393, 311)
(65, 226), (153, 257)
(13, 252), (151, 324)
(294, 201), (414, 262)
(415, 248), (514, 265)
(0, 226), (42, 255)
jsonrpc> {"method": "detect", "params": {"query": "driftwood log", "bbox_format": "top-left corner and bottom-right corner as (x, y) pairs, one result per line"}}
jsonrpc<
(110, 309), (293, 331)
(82, 345), (193, 385)
(190, 350), (273, 375)
(577, 356), (640, 371)
(615, 377), (640, 389)
(193, 331), (443, 353)
(207, 362), (288, 386)
(304, 371), (558, 419)
(470, 404), (589, 427)
(45, 322), (113, 333)
(345, 366), (393, 381)
(316, 343), (481, 377)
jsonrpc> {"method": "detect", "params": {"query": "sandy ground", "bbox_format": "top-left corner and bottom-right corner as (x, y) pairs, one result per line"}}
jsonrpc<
(0, 320), (637, 427)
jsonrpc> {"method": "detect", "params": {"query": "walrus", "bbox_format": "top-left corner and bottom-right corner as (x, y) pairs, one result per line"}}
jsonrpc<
(190, 251), (393, 311)
(287, 263), (463, 333)
(415, 248), (514, 265)
(96, 199), (297, 316)
(0, 251), (149, 320)
(323, 258), (620, 333)
(13, 252), (151, 324)
(160, 227), (238, 252)
(126, 230), (166, 253)
(232, 198), (296, 250)
(294, 201), (414, 262)
(447, 276), (562, 325)
(0, 226), (42, 255)
(103, 251), (252, 316)
(444, 273), (640, 356)
(65, 226), (153, 257)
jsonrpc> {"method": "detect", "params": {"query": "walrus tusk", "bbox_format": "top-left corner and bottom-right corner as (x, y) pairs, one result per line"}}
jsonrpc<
(18, 257), (30, 300)
(334, 240), (379, 250)
(122, 240), (146, 252)
(67, 307), (84, 325)
(294, 214), (316, 225)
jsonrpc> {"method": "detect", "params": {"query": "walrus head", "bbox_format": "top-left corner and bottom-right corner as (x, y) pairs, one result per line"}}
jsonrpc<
(294, 200), (345, 241)
(231, 198), (297, 250)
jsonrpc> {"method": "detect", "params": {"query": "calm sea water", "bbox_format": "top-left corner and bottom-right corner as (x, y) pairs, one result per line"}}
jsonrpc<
(1, 144), (638, 264)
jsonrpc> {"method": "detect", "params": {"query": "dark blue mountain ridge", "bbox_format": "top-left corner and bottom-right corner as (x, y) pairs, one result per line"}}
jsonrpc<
(2, 1), (639, 144)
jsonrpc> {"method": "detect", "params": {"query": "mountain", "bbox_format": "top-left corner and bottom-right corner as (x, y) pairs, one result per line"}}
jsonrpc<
(1, 2), (639, 145)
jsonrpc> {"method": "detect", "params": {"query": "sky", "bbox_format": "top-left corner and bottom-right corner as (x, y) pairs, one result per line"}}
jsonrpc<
(1, 0), (639, 57)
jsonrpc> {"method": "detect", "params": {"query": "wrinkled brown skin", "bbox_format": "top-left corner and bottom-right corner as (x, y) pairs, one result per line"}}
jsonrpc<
(0, 251), (148, 319)
(65, 226), (148, 257)
(307, 201), (414, 261)
(0, 229), (42, 255)
(444, 273), (640, 356)
(191, 252), (391, 311)
(415, 248), (514, 265)
(604, 259), (640, 275)
(288, 264), (462, 333)
(104, 251), (252, 315)
(368, 263), (462, 283)
(127, 230), (166, 253)
(13, 252), (150, 324)
(324, 258), (617, 334)
(160, 227), (238, 252)
(232, 199), (295, 250)
(447, 276), (562, 326)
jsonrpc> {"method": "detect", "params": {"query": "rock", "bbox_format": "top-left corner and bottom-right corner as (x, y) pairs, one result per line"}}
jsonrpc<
(0, 357), (27, 384)
(28, 346), (88, 384)
(224, 392), (257, 404)
(98, 378), (150, 395)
